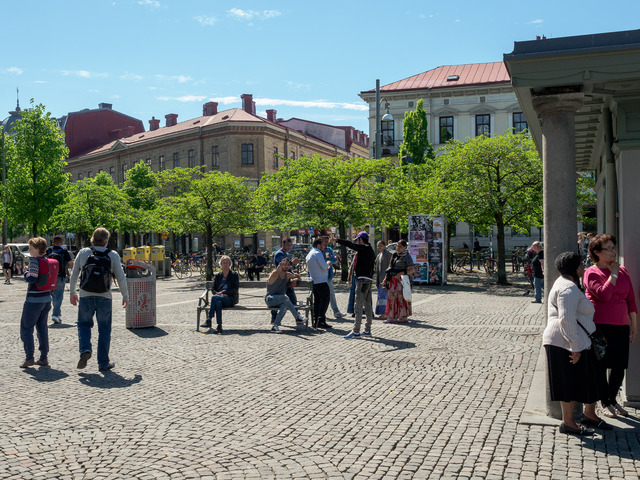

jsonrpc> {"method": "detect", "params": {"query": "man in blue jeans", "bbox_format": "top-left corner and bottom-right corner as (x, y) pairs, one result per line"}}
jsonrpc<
(270, 238), (302, 326)
(69, 227), (129, 371)
(47, 236), (74, 324)
(531, 241), (544, 303)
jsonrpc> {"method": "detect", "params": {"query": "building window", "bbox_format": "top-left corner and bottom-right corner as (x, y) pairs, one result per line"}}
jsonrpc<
(513, 112), (528, 133)
(159, 155), (165, 171)
(475, 114), (490, 137)
(78, 172), (83, 180)
(289, 150), (295, 160)
(241, 144), (254, 165)
(439, 116), (454, 143)
(173, 152), (180, 168)
(109, 166), (115, 177)
(273, 146), (278, 169)
(382, 120), (394, 146)
(87, 171), (92, 178)
(122, 163), (128, 180)
(212, 146), (219, 168)
(188, 149), (195, 168)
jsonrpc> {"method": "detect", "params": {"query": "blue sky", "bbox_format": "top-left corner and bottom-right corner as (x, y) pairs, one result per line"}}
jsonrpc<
(1, 1), (639, 135)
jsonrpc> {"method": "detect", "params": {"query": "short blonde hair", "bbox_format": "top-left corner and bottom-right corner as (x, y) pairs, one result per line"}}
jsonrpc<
(219, 255), (232, 267)
(28, 237), (47, 255)
(91, 227), (110, 247)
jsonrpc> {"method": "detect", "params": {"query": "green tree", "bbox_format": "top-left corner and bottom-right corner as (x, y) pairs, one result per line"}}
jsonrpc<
(577, 171), (596, 225)
(4, 101), (69, 236)
(49, 172), (132, 246)
(430, 132), (542, 285)
(157, 168), (254, 280)
(122, 161), (160, 244)
(398, 99), (434, 165)
(253, 155), (395, 279)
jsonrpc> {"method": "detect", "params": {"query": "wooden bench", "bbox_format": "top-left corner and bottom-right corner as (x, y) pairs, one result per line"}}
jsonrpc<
(196, 280), (313, 332)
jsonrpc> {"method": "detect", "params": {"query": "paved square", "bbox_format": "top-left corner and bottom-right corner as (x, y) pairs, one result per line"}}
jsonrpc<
(1, 273), (639, 479)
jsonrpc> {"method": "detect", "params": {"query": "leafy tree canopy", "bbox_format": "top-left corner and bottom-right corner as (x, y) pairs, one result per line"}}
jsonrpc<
(398, 99), (434, 165)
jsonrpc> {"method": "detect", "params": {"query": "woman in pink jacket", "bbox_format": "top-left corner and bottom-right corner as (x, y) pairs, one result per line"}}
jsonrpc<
(584, 234), (638, 418)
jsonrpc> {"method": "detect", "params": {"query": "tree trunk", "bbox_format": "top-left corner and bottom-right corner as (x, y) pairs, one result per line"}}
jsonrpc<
(495, 213), (508, 285)
(205, 223), (214, 281)
(339, 221), (349, 282)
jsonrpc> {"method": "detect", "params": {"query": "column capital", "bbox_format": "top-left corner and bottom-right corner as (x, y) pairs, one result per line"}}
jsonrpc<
(532, 92), (585, 116)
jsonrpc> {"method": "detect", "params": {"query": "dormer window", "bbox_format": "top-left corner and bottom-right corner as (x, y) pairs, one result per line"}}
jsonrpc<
(447, 75), (459, 81)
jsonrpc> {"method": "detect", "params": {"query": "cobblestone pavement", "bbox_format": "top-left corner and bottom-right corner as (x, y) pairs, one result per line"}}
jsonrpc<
(1, 272), (639, 479)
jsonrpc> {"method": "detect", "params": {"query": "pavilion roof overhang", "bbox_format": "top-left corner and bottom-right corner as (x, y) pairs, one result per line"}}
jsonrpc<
(503, 29), (640, 171)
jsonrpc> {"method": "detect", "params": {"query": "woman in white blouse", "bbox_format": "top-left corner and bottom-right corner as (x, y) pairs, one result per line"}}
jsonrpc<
(542, 251), (610, 435)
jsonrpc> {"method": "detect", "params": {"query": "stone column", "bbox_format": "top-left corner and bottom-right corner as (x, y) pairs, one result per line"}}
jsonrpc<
(532, 92), (584, 419)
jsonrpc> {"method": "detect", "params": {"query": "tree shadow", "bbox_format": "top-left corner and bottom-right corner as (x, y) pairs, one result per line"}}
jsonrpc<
(24, 366), (69, 382)
(78, 371), (142, 389)
(127, 326), (168, 338)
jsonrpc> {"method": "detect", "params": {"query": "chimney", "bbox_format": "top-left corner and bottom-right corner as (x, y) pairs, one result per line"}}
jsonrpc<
(99, 103), (112, 110)
(149, 116), (160, 131)
(165, 113), (178, 127)
(125, 126), (135, 137)
(241, 94), (255, 115)
(203, 102), (218, 116)
(266, 109), (277, 122)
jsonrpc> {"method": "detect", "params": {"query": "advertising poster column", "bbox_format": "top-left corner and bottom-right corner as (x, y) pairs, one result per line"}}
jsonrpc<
(408, 215), (447, 285)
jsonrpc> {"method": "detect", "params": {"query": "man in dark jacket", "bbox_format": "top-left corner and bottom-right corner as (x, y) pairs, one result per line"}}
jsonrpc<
(336, 232), (376, 339)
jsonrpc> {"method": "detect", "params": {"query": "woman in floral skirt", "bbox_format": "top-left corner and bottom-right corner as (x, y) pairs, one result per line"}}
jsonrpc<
(383, 239), (414, 324)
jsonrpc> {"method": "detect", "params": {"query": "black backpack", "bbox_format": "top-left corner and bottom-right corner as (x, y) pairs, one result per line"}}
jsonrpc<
(79, 248), (113, 293)
(46, 246), (67, 278)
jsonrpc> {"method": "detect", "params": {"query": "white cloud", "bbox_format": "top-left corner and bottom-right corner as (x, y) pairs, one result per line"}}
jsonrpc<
(286, 80), (311, 90)
(138, 0), (160, 7)
(227, 8), (281, 22)
(155, 74), (193, 83)
(61, 70), (108, 79)
(194, 15), (217, 26)
(254, 97), (368, 111)
(528, 19), (544, 25)
(3, 66), (23, 75)
(111, 94), (121, 99)
(208, 96), (240, 104)
(454, 19), (461, 23)
(157, 95), (207, 102)
(121, 71), (144, 81)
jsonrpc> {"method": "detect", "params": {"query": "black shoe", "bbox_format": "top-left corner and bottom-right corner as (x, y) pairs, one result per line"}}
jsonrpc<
(99, 362), (115, 371)
(580, 415), (613, 430)
(215, 325), (223, 334)
(77, 351), (91, 369)
(317, 322), (332, 329)
(559, 423), (595, 436)
(200, 321), (212, 328)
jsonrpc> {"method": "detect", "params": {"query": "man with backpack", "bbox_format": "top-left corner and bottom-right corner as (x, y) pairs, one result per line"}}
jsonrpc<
(46, 236), (74, 324)
(69, 227), (129, 371)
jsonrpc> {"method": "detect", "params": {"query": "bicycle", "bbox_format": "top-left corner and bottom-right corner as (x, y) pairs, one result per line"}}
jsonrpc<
(451, 251), (472, 273)
(482, 252), (496, 275)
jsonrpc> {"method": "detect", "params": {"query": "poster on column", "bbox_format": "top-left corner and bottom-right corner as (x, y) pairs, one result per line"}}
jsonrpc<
(408, 214), (447, 285)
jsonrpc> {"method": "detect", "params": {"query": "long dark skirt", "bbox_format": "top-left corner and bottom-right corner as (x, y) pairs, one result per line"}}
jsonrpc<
(546, 345), (601, 404)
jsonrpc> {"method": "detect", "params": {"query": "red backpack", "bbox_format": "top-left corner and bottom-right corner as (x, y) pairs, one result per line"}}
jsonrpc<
(36, 257), (59, 291)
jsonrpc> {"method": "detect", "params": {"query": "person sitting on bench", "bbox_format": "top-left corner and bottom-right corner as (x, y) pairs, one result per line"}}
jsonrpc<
(201, 255), (239, 334)
(248, 250), (267, 281)
(265, 257), (306, 333)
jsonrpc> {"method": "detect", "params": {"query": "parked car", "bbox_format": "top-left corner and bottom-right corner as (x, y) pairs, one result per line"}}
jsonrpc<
(290, 244), (311, 254)
(7, 243), (31, 273)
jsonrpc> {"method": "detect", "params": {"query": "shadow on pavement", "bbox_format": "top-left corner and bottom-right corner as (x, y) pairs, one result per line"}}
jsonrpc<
(402, 320), (447, 331)
(24, 366), (70, 382)
(367, 336), (416, 352)
(49, 323), (74, 330)
(78, 371), (142, 389)
(127, 327), (168, 338)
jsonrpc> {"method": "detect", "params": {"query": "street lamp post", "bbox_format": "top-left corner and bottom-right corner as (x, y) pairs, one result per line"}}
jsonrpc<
(373, 79), (394, 243)
(2, 127), (7, 246)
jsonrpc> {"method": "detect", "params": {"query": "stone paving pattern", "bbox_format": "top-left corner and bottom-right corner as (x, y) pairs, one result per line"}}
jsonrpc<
(1, 272), (639, 479)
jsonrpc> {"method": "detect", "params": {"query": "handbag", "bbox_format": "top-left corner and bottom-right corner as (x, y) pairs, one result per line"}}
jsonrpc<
(401, 274), (412, 302)
(577, 321), (607, 361)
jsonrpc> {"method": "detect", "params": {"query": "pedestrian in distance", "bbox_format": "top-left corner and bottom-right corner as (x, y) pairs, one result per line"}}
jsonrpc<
(200, 255), (239, 334)
(383, 239), (414, 324)
(584, 234), (638, 419)
(530, 241), (544, 303)
(46, 235), (74, 324)
(69, 227), (129, 371)
(270, 238), (302, 327)
(265, 257), (306, 333)
(542, 251), (605, 436)
(336, 232), (375, 339)
(19, 237), (56, 368)
(247, 249), (267, 281)
(322, 235), (345, 319)
(3, 245), (13, 285)
(374, 240), (392, 319)
(306, 237), (333, 329)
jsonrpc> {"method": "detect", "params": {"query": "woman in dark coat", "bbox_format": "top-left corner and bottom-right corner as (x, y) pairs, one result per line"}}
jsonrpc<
(201, 255), (239, 334)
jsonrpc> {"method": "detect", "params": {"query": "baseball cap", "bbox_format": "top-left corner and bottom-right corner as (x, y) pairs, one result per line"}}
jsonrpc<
(354, 231), (369, 242)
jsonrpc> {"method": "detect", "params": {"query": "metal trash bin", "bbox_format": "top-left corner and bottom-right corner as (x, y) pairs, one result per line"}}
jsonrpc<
(125, 260), (156, 329)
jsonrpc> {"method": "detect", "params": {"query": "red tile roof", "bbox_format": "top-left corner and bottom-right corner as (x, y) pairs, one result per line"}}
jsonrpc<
(363, 62), (511, 94)
(72, 108), (263, 159)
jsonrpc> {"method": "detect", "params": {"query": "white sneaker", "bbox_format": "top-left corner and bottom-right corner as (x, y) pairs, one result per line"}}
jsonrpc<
(51, 316), (61, 324)
(270, 326), (283, 333)
(601, 404), (617, 418)
(334, 312), (346, 318)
